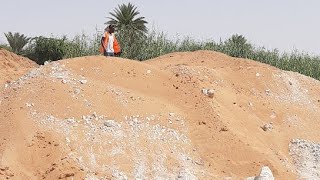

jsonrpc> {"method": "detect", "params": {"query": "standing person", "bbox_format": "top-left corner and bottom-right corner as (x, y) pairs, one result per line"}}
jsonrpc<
(100, 25), (121, 57)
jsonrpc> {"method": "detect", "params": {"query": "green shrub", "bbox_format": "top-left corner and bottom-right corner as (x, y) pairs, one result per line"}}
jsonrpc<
(0, 44), (12, 51)
(26, 36), (67, 64)
(18, 30), (320, 81)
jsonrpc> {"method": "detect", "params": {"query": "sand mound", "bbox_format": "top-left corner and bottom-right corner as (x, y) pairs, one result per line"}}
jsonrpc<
(0, 49), (38, 85)
(1, 51), (320, 179)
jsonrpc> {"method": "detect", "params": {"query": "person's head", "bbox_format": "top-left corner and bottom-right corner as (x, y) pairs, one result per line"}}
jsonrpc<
(106, 25), (115, 34)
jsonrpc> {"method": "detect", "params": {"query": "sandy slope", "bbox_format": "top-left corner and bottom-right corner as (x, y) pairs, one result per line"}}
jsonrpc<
(0, 49), (38, 85)
(0, 50), (320, 179)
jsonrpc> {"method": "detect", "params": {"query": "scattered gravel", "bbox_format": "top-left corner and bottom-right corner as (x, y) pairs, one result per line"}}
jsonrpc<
(289, 139), (320, 179)
(26, 102), (201, 179)
(273, 72), (314, 107)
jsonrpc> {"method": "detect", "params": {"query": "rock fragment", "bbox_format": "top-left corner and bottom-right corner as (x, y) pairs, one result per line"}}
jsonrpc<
(246, 166), (274, 180)
(79, 79), (87, 84)
(261, 123), (273, 131)
(202, 88), (214, 98)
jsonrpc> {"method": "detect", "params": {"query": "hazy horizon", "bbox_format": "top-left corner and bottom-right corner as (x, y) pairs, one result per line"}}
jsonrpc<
(1, 0), (319, 54)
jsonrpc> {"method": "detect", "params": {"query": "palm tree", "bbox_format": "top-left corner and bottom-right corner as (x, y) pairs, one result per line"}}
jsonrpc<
(4, 32), (30, 54)
(225, 34), (252, 58)
(106, 3), (148, 35)
(106, 3), (148, 59)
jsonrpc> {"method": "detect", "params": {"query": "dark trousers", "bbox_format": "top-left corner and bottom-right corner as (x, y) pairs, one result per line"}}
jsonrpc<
(104, 52), (114, 56)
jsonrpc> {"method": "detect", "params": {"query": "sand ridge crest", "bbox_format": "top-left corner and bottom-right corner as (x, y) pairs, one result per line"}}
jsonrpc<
(1, 51), (320, 179)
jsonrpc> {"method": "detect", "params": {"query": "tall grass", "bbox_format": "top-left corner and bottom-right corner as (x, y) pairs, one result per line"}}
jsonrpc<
(18, 30), (320, 81)
(64, 29), (101, 58)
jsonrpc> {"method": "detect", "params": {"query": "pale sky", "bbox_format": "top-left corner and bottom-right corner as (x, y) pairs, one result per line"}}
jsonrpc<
(1, 0), (319, 54)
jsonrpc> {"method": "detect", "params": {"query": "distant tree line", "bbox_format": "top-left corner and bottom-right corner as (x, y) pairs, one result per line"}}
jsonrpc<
(1, 3), (320, 80)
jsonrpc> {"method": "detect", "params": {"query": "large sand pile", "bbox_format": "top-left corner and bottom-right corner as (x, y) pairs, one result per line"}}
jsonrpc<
(1, 51), (320, 179)
(0, 49), (38, 85)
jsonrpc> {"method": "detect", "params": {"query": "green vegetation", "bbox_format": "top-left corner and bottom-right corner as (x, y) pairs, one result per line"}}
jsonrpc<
(106, 3), (148, 59)
(0, 44), (12, 51)
(4, 32), (30, 54)
(2, 3), (320, 81)
(107, 3), (148, 35)
(24, 36), (67, 64)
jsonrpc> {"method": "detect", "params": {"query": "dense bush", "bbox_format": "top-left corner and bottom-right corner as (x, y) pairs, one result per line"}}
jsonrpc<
(11, 30), (320, 81)
(26, 37), (67, 64)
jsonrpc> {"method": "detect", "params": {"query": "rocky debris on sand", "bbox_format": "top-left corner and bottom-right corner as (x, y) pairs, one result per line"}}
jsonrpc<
(265, 89), (271, 95)
(273, 72), (314, 107)
(79, 79), (87, 84)
(26, 103), (34, 107)
(27, 108), (200, 178)
(66, 118), (76, 124)
(177, 168), (197, 180)
(289, 139), (320, 179)
(104, 120), (117, 127)
(74, 88), (81, 95)
(112, 170), (128, 180)
(261, 123), (273, 131)
(246, 166), (274, 180)
(0, 166), (14, 178)
(58, 172), (75, 179)
(61, 79), (68, 84)
(107, 86), (129, 106)
(201, 88), (214, 98)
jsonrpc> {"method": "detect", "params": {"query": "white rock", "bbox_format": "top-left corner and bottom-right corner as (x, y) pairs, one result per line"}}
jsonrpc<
(265, 89), (271, 95)
(256, 73), (260, 77)
(207, 89), (215, 98)
(79, 79), (87, 84)
(133, 118), (138, 123)
(202, 88), (214, 98)
(66, 137), (71, 143)
(61, 79), (67, 84)
(74, 89), (81, 94)
(66, 118), (75, 124)
(146, 70), (151, 74)
(201, 89), (208, 95)
(261, 123), (273, 131)
(259, 166), (274, 180)
(104, 120), (116, 127)
(26, 103), (33, 107)
(246, 166), (274, 180)
(169, 112), (175, 117)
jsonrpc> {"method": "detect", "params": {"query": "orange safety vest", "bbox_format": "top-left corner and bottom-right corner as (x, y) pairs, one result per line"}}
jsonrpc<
(99, 32), (121, 54)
